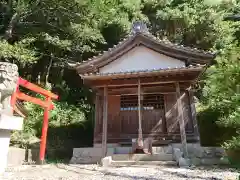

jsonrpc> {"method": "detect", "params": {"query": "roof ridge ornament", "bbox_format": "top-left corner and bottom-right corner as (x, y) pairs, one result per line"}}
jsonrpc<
(131, 21), (148, 34)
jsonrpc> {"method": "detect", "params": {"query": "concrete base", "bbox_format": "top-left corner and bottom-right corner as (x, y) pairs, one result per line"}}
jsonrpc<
(7, 147), (26, 166)
(70, 147), (115, 164)
(0, 130), (11, 174)
(0, 115), (23, 174)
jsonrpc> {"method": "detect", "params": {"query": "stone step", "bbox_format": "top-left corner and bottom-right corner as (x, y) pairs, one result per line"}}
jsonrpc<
(112, 154), (174, 161)
(114, 146), (173, 154)
(111, 160), (177, 167)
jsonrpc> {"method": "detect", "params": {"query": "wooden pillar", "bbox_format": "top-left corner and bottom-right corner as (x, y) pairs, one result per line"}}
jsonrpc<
(102, 87), (108, 157)
(175, 82), (188, 157)
(94, 94), (99, 143)
(162, 95), (168, 134)
(188, 88), (200, 141)
(137, 79), (143, 147)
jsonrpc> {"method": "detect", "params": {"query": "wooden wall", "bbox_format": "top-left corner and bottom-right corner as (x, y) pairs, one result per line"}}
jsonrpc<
(94, 92), (194, 144)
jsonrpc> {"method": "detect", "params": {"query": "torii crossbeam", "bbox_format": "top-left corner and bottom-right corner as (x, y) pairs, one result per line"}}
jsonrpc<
(11, 77), (58, 164)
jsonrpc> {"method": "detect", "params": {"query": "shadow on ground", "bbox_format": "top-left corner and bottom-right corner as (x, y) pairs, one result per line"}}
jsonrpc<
(56, 164), (232, 180)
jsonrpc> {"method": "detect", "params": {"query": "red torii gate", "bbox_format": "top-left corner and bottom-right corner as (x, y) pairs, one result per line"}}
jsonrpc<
(11, 77), (58, 164)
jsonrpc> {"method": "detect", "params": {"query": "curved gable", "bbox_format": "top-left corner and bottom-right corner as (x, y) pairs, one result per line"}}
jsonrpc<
(99, 46), (185, 73)
(75, 32), (215, 74)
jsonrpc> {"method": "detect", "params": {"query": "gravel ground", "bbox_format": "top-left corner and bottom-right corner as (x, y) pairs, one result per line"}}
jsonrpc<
(0, 164), (239, 180)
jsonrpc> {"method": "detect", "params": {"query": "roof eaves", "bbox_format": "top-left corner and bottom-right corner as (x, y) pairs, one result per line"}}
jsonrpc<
(140, 33), (216, 57)
(80, 64), (205, 79)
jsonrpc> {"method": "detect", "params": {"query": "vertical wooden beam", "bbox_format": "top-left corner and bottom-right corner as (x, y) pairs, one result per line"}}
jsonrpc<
(175, 82), (188, 157)
(94, 94), (99, 144)
(188, 87), (200, 141)
(102, 87), (108, 157)
(137, 79), (143, 147)
(162, 95), (168, 134)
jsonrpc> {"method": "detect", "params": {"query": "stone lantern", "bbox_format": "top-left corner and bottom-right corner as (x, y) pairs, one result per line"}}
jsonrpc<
(0, 62), (23, 174)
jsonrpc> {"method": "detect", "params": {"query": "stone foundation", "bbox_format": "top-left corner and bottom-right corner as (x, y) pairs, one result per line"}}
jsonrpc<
(172, 143), (225, 158)
(172, 143), (228, 166)
(70, 147), (114, 164)
(70, 143), (228, 166)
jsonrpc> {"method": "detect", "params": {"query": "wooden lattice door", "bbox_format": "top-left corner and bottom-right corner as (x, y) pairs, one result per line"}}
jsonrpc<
(119, 94), (165, 135)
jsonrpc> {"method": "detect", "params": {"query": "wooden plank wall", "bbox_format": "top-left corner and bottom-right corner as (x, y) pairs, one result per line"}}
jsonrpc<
(164, 94), (179, 133)
(182, 92), (194, 133)
(108, 95), (121, 137)
(164, 92), (193, 134)
(94, 92), (194, 144)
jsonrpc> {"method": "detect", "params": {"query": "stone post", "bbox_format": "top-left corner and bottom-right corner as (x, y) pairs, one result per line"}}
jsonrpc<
(0, 62), (23, 174)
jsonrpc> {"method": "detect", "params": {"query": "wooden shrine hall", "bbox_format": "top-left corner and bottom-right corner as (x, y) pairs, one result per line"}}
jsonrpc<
(74, 22), (215, 156)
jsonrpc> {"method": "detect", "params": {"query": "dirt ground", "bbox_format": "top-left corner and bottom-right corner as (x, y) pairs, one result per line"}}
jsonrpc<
(1, 164), (239, 180)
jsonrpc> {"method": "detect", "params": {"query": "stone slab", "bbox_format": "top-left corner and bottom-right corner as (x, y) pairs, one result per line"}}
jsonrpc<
(191, 157), (201, 166)
(101, 156), (112, 167)
(0, 130), (11, 174)
(111, 160), (177, 167)
(178, 158), (191, 167)
(173, 148), (182, 162)
(94, 143), (119, 148)
(0, 114), (23, 131)
(70, 147), (114, 164)
(7, 147), (26, 166)
(114, 147), (132, 154)
(172, 143), (225, 159)
(152, 146), (173, 154)
(201, 158), (229, 165)
(112, 154), (173, 161)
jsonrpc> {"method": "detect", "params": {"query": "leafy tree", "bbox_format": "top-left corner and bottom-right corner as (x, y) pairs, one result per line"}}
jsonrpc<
(1, 0), (238, 154)
(142, 0), (239, 50)
(4, 0), (145, 148)
(202, 45), (240, 149)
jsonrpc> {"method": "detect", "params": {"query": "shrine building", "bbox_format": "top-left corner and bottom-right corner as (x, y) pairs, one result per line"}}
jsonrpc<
(74, 22), (215, 157)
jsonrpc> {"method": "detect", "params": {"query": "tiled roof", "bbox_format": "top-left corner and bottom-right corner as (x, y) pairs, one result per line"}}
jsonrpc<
(80, 64), (205, 78)
(74, 31), (216, 74)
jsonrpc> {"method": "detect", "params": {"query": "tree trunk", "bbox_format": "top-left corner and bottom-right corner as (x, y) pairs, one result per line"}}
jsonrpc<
(45, 55), (53, 85)
(5, 12), (19, 40)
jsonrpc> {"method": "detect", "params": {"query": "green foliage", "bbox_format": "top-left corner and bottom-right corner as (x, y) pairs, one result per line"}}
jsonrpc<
(222, 135), (240, 151)
(0, 39), (37, 63)
(11, 94), (88, 148)
(1, 0), (238, 157)
(142, 0), (239, 50)
(197, 106), (237, 146)
(49, 102), (86, 127)
(199, 45), (240, 148)
(204, 47), (240, 122)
